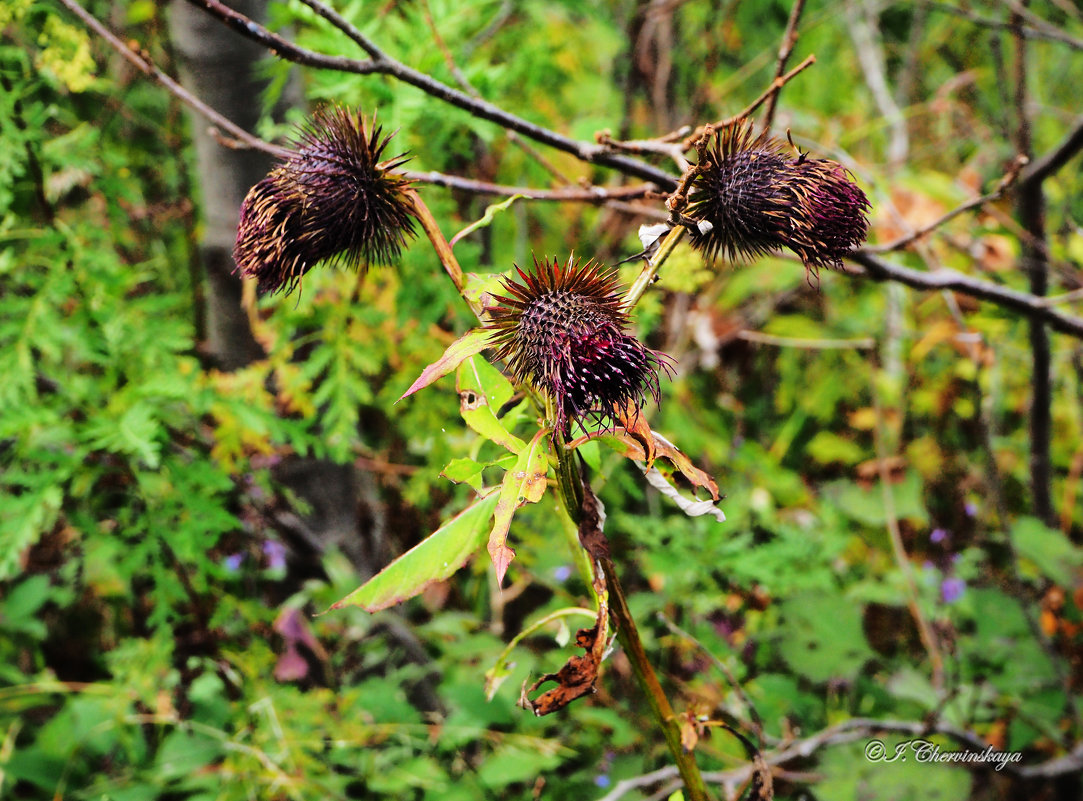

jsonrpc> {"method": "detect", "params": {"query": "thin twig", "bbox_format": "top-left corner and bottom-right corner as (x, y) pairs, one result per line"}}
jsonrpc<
(404, 171), (654, 203)
(597, 717), (1083, 800)
(656, 612), (767, 746)
(761, 0), (808, 130)
(1019, 114), (1083, 189)
(682, 55), (816, 150)
(868, 154), (1029, 253)
(1006, 0), (1083, 50)
(926, 1), (1083, 50)
(56, 0), (289, 158)
(418, 0), (573, 186)
(183, 0), (678, 187)
(736, 330), (876, 349)
(849, 250), (1083, 339)
(600, 53), (816, 158)
(845, 0), (907, 166)
(871, 380), (945, 689)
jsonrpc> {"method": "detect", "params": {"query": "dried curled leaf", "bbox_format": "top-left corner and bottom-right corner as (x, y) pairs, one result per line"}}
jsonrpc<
(523, 623), (605, 716)
(568, 415), (722, 503)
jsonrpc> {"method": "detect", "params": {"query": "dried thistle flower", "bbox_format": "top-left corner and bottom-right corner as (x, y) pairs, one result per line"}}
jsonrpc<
(234, 107), (415, 294)
(486, 256), (672, 431)
(686, 122), (870, 278)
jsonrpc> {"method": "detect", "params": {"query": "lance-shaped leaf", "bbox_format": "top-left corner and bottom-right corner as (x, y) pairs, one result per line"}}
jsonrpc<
(329, 491), (500, 613)
(398, 328), (491, 402)
(457, 354), (525, 453)
(487, 429), (550, 585)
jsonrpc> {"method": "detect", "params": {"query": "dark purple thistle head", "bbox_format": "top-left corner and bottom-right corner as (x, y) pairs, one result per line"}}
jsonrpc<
(234, 107), (416, 294)
(486, 256), (672, 432)
(686, 122), (870, 278)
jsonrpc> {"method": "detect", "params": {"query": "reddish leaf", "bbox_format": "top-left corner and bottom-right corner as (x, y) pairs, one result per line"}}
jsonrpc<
(398, 328), (491, 402)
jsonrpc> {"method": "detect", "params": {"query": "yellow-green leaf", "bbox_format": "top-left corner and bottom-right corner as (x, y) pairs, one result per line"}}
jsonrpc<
(329, 491), (500, 613)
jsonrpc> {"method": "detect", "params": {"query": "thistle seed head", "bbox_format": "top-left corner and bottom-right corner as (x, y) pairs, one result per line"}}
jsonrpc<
(234, 107), (415, 294)
(686, 122), (870, 277)
(486, 256), (672, 431)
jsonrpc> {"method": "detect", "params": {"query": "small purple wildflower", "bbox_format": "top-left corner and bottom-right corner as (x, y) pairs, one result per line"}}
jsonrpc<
(225, 553), (246, 572)
(594, 775), (611, 789)
(553, 565), (572, 583)
(263, 539), (288, 571)
(964, 501), (978, 518)
(941, 577), (966, 604)
(930, 528), (948, 544)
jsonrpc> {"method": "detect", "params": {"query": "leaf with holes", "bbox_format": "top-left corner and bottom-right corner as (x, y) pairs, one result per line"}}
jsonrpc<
(457, 354), (524, 453)
(487, 429), (550, 585)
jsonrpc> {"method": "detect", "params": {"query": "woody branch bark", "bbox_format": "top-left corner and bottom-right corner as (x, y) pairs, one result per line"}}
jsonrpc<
(1011, 2), (1055, 526)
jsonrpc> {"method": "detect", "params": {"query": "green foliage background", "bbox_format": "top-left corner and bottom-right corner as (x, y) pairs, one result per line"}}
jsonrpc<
(2, 0), (1083, 799)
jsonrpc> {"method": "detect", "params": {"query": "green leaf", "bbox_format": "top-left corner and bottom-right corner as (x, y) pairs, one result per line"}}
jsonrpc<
(487, 429), (550, 584)
(462, 271), (508, 310)
(456, 354), (524, 453)
(776, 592), (875, 683)
(805, 430), (865, 466)
(0, 575), (51, 639)
(442, 454), (515, 491)
(0, 486), (62, 581)
(398, 328), (491, 402)
(330, 491), (500, 612)
(154, 729), (223, 782)
(1010, 516), (1083, 587)
(823, 471), (928, 527)
(441, 457), (488, 491)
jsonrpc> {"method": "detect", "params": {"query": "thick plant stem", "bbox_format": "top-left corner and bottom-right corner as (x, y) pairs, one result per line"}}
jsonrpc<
(408, 190), (484, 320)
(555, 437), (710, 801)
(598, 550), (711, 801)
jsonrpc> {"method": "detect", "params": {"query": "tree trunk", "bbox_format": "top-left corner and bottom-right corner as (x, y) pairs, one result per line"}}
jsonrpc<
(167, 0), (267, 370)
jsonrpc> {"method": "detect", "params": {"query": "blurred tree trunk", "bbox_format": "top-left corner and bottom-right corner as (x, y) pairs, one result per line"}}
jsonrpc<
(168, 0), (267, 370)
(165, 2), (387, 577)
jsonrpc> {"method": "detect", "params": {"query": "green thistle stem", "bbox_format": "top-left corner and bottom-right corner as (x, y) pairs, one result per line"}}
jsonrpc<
(409, 190), (483, 320)
(419, 195), (706, 797)
(623, 224), (687, 310)
(551, 435), (710, 801)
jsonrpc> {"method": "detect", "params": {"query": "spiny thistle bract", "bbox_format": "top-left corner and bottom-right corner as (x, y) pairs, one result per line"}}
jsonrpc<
(686, 122), (870, 278)
(486, 256), (672, 432)
(234, 107), (415, 294)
